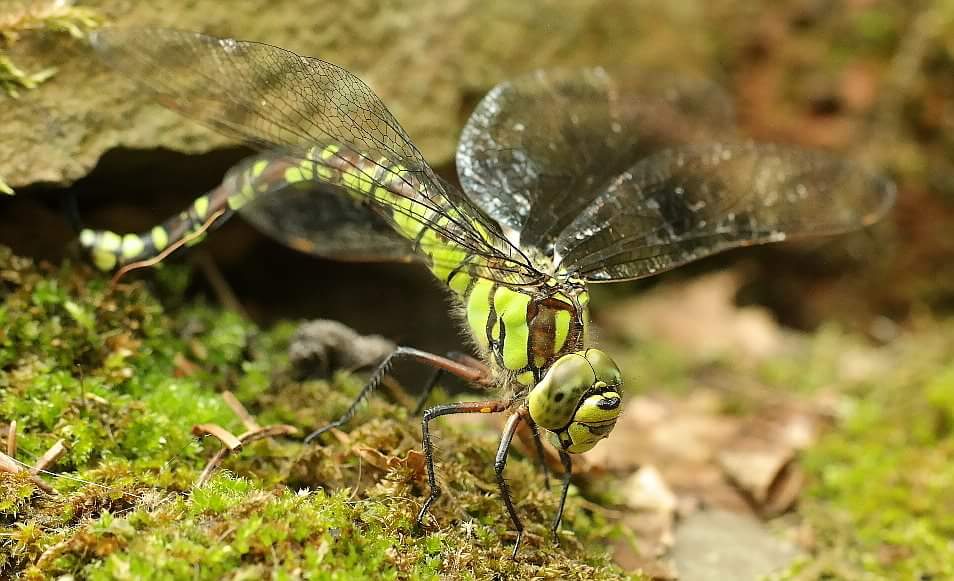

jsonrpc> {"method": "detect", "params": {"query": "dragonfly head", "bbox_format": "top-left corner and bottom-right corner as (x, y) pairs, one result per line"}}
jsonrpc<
(527, 349), (622, 454)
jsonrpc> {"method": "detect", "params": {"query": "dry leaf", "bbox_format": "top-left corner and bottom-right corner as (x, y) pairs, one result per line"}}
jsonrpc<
(354, 446), (427, 480)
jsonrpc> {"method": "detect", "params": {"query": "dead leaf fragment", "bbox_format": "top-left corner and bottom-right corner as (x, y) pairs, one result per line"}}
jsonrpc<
(354, 446), (427, 480)
(718, 445), (803, 516)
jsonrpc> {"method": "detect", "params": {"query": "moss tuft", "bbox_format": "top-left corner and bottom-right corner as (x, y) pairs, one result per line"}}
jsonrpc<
(789, 326), (954, 579)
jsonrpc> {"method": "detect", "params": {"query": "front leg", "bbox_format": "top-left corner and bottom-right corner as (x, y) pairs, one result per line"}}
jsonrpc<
(495, 411), (526, 559)
(305, 346), (488, 444)
(551, 449), (573, 546)
(416, 399), (512, 528)
(413, 351), (495, 415)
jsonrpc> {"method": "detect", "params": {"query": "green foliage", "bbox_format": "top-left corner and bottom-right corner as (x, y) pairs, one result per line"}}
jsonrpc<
(0, 247), (630, 579)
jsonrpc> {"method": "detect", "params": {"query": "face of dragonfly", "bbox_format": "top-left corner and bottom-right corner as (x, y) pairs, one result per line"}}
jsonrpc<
(527, 349), (623, 453)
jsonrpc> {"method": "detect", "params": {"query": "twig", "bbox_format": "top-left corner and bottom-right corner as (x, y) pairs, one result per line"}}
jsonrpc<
(222, 391), (260, 432)
(238, 424), (299, 443)
(111, 209), (225, 287)
(33, 537), (77, 571)
(0, 450), (22, 474)
(380, 376), (416, 410)
(193, 250), (248, 317)
(30, 439), (66, 474)
(6, 420), (15, 456)
(194, 424), (299, 488)
(0, 451), (55, 494)
(195, 447), (231, 489)
(192, 424), (242, 451)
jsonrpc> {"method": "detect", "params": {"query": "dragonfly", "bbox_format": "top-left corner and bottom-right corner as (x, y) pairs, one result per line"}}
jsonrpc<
(81, 28), (895, 556)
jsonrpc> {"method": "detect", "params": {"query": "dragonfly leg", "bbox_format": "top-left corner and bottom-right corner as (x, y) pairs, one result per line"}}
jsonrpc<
(416, 399), (512, 528)
(305, 347), (489, 443)
(551, 449), (573, 546)
(412, 351), (493, 415)
(525, 417), (551, 488)
(495, 411), (526, 559)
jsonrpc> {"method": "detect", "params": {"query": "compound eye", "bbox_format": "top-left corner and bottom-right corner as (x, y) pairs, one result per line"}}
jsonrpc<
(527, 353), (596, 430)
(574, 392), (622, 424)
(585, 349), (622, 388)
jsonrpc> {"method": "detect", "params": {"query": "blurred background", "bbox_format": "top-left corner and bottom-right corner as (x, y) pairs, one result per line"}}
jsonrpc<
(1, 0), (952, 578)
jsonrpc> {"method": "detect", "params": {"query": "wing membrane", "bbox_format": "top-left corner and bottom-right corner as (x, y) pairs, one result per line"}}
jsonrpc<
(457, 68), (735, 251)
(91, 27), (542, 285)
(553, 142), (896, 281)
(221, 154), (417, 262)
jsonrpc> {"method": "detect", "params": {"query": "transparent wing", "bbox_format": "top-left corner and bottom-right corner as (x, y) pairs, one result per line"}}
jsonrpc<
(225, 155), (417, 262)
(457, 67), (735, 251)
(90, 27), (543, 285)
(552, 142), (896, 282)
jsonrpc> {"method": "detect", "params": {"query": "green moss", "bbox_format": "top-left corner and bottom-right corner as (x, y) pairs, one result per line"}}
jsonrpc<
(0, 53), (57, 98)
(0, 248), (632, 579)
(788, 326), (954, 579)
(0, 4), (103, 97)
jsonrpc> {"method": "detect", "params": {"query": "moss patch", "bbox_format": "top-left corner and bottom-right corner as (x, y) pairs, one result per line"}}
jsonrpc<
(785, 323), (954, 579)
(0, 247), (631, 579)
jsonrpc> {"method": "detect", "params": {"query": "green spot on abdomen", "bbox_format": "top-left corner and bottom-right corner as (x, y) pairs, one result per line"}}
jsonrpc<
(93, 249), (117, 271)
(151, 226), (169, 252)
(193, 196), (210, 219)
(121, 234), (145, 259)
(79, 229), (96, 248)
(99, 231), (122, 252)
(284, 166), (313, 184)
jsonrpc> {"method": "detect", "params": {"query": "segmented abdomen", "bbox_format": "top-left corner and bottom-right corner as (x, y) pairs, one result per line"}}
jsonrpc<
(79, 145), (485, 298)
(78, 155), (285, 271)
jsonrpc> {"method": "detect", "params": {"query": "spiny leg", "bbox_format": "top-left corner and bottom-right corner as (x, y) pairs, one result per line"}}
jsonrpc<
(304, 347), (488, 444)
(413, 351), (493, 415)
(417, 399), (512, 529)
(413, 357), (552, 489)
(495, 411), (526, 559)
(551, 449), (573, 546)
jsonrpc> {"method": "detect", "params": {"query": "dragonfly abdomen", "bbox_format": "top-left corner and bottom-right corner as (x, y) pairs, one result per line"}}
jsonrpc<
(77, 155), (298, 270)
(295, 144), (488, 296)
(79, 193), (230, 271)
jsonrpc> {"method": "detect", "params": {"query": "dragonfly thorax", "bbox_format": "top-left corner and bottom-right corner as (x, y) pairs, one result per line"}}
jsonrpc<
(465, 276), (590, 381)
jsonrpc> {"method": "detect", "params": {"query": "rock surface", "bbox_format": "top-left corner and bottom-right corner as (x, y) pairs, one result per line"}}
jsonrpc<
(672, 510), (800, 581)
(1, 0), (716, 189)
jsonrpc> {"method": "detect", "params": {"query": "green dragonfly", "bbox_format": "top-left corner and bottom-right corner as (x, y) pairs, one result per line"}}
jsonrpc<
(82, 28), (894, 556)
